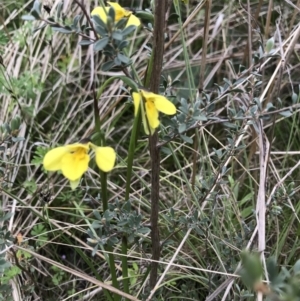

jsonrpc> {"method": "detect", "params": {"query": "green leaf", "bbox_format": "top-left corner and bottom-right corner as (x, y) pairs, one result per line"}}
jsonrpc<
(79, 39), (94, 46)
(292, 92), (298, 104)
(266, 102), (276, 112)
(171, 79), (181, 86)
(33, 24), (47, 33)
(193, 114), (207, 121)
(122, 25), (136, 36)
(32, 0), (42, 15)
(94, 24), (107, 36)
(0, 213), (13, 222)
(52, 27), (74, 34)
(73, 14), (82, 27)
(266, 257), (279, 283)
(293, 259), (300, 274)
(117, 53), (131, 64)
(101, 60), (115, 71)
(180, 134), (193, 144)
(22, 15), (36, 21)
(108, 6), (115, 23)
(118, 76), (139, 92)
(279, 110), (292, 117)
(30, 10), (41, 20)
(114, 57), (121, 66)
(161, 147), (172, 155)
(118, 40), (129, 50)
(112, 31), (123, 41)
(93, 37), (109, 52)
(92, 14), (107, 28)
(115, 18), (128, 29)
(265, 37), (274, 53)
(138, 227), (150, 234)
(11, 137), (25, 143)
(56, 1), (63, 19)
(135, 10), (154, 21)
(240, 251), (263, 288)
(10, 116), (20, 130)
(223, 122), (237, 129)
(178, 123), (186, 133)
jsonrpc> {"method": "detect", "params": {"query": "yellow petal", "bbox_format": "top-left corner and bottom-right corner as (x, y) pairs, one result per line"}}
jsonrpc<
(107, 2), (129, 20)
(145, 99), (159, 130)
(154, 96), (176, 115)
(60, 150), (90, 181)
(141, 90), (176, 115)
(91, 6), (109, 23)
(43, 146), (68, 171)
(126, 14), (141, 27)
(139, 99), (150, 135)
(66, 143), (90, 151)
(95, 147), (116, 172)
(132, 92), (141, 116)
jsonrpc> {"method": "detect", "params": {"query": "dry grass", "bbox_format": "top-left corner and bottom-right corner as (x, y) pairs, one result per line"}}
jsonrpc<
(1, 0), (300, 300)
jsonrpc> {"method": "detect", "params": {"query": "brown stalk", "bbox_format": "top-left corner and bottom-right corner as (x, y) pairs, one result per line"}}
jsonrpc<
(147, 0), (167, 290)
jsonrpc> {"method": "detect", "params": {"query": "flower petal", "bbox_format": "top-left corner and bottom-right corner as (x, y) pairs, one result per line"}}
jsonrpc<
(126, 14), (141, 27)
(132, 92), (141, 116)
(107, 2), (129, 20)
(91, 6), (109, 23)
(141, 90), (176, 115)
(60, 151), (90, 181)
(43, 146), (68, 171)
(95, 147), (116, 172)
(145, 99), (159, 130)
(66, 143), (90, 151)
(154, 96), (176, 115)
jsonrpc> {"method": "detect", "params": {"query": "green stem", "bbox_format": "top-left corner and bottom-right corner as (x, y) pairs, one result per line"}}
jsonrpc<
(121, 235), (129, 297)
(100, 171), (108, 211)
(99, 158), (120, 301)
(94, 79), (122, 301)
(93, 74), (140, 299)
(125, 106), (141, 200)
(107, 245), (120, 301)
(94, 72), (141, 298)
(121, 101), (141, 298)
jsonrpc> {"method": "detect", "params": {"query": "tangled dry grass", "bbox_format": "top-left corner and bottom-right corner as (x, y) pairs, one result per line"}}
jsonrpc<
(1, 0), (300, 300)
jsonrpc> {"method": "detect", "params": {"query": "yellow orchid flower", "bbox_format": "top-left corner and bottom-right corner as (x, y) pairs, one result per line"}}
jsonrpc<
(43, 142), (116, 190)
(91, 2), (140, 28)
(133, 89), (176, 135)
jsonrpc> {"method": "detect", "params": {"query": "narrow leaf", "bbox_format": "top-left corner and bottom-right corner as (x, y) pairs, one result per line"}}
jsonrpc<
(93, 37), (109, 52)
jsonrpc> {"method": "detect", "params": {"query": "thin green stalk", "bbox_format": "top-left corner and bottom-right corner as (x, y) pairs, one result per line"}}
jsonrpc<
(121, 235), (129, 298)
(125, 106), (141, 201)
(100, 171), (108, 211)
(99, 162), (120, 301)
(93, 72), (140, 299)
(94, 80), (121, 301)
(121, 103), (142, 298)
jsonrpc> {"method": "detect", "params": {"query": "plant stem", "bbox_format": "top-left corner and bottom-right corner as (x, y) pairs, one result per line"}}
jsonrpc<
(121, 100), (141, 298)
(94, 82), (120, 301)
(144, 0), (167, 290)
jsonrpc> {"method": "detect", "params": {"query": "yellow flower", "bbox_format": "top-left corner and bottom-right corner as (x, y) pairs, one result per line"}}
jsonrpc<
(43, 142), (116, 190)
(133, 90), (176, 135)
(91, 2), (140, 28)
